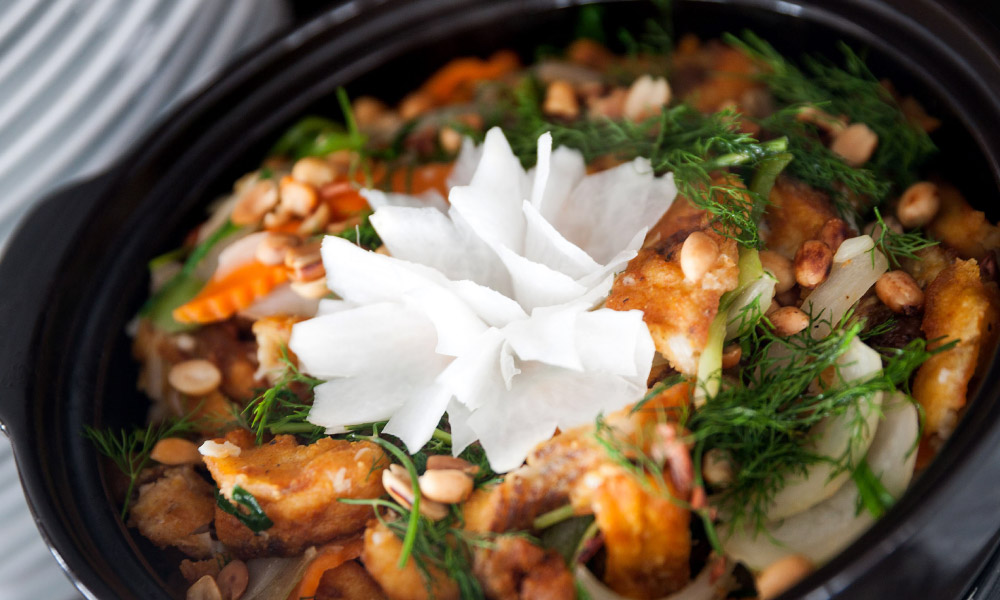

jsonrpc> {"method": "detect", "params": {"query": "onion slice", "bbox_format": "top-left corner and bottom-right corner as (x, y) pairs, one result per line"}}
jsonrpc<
(723, 395), (918, 569)
(243, 547), (317, 600)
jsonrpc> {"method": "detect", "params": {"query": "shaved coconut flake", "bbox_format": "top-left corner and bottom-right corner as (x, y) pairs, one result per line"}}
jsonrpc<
(290, 129), (674, 471)
(199, 440), (241, 458)
(724, 395), (918, 568)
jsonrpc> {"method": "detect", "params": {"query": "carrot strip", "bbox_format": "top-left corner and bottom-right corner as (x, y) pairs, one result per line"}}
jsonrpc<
(320, 181), (371, 220)
(172, 261), (288, 324)
(288, 537), (365, 600)
(422, 50), (519, 104)
(391, 162), (454, 197)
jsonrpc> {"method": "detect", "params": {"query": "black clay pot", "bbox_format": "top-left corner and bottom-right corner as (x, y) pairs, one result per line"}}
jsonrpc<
(2, 1), (1000, 598)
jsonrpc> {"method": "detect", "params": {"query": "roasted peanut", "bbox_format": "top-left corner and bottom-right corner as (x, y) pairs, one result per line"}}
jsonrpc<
(278, 176), (318, 217)
(285, 243), (324, 282)
(418, 469), (474, 504)
(426, 455), (480, 475)
(818, 218), (850, 254)
(169, 360), (222, 396)
(756, 554), (814, 600)
(770, 306), (810, 336)
(291, 156), (335, 188)
(150, 438), (202, 466)
(543, 80), (580, 120)
(721, 344), (742, 369)
(382, 469), (449, 521)
(255, 233), (299, 265)
(794, 240), (833, 288)
(187, 575), (222, 600)
(896, 181), (940, 228)
(624, 75), (671, 121)
(399, 91), (433, 120)
(298, 203), (331, 236)
(830, 122), (878, 167)
(352, 96), (389, 128)
(231, 179), (278, 226)
(759, 250), (795, 294)
(766, 299), (780, 316)
(680, 231), (720, 283)
(439, 126), (464, 154)
(290, 278), (330, 300)
(796, 105), (847, 135)
(217, 560), (248, 600)
(702, 448), (735, 488)
(875, 270), (924, 315)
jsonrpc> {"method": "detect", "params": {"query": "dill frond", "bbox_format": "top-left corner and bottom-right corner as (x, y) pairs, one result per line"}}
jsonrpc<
(728, 31), (935, 192)
(243, 347), (325, 444)
(84, 413), (198, 519)
(869, 207), (939, 268)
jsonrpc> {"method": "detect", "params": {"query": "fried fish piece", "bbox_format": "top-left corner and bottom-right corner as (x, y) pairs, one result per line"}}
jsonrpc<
(607, 198), (739, 374)
(926, 183), (1000, 261)
(761, 177), (838, 260)
(362, 520), (459, 600)
(913, 259), (1000, 440)
(203, 430), (386, 558)
(129, 465), (216, 559)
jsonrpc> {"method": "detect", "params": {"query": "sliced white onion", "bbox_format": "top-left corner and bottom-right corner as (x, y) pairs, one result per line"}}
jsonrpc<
(833, 234), (875, 263)
(238, 284), (320, 320)
(724, 274), (777, 340)
(575, 559), (733, 600)
(724, 395), (918, 569)
(243, 548), (316, 600)
(214, 230), (267, 280)
(804, 239), (888, 339)
(763, 338), (883, 521)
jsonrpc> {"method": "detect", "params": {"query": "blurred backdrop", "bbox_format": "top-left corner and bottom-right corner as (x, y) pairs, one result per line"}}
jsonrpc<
(0, 1), (292, 597)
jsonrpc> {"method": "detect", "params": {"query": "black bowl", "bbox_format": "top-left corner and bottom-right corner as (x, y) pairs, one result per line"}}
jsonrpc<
(2, 1), (1000, 598)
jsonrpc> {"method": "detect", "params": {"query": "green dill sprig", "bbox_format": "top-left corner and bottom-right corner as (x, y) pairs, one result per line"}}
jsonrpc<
(851, 459), (895, 518)
(216, 485), (274, 533)
(685, 311), (940, 532)
(728, 31), (935, 190)
(270, 88), (367, 160)
(495, 82), (789, 247)
(758, 108), (890, 222)
(84, 414), (198, 519)
(243, 347), (325, 444)
(869, 207), (939, 268)
(341, 436), (493, 598)
(333, 210), (383, 250)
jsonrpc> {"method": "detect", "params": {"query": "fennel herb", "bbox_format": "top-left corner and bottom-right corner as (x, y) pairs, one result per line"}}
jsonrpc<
(851, 459), (895, 518)
(727, 31), (935, 189)
(216, 484), (274, 533)
(686, 312), (940, 532)
(243, 348), (325, 444)
(495, 82), (789, 247)
(270, 88), (367, 160)
(869, 207), (939, 268)
(84, 414), (198, 519)
(332, 210), (383, 250)
(341, 436), (493, 599)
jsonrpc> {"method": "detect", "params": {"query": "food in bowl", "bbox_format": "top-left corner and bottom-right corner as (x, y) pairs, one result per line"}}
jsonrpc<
(86, 9), (1000, 600)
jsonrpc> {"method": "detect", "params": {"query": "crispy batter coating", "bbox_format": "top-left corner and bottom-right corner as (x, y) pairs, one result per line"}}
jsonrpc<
(129, 466), (215, 559)
(464, 389), (692, 599)
(252, 315), (303, 384)
(474, 536), (575, 600)
(204, 430), (387, 559)
(607, 201), (738, 374)
(913, 260), (1000, 439)
(901, 245), (956, 288)
(362, 520), (459, 600)
(927, 184), (1000, 260)
(761, 177), (838, 260)
(315, 560), (387, 600)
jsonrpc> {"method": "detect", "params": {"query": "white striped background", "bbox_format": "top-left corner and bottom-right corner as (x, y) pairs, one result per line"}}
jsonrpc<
(0, 1), (291, 598)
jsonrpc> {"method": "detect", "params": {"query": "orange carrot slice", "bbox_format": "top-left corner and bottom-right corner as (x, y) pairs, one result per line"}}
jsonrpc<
(287, 537), (365, 600)
(320, 181), (371, 220)
(391, 162), (454, 197)
(422, 50), (519, 104)
(172, 261), (288, 324)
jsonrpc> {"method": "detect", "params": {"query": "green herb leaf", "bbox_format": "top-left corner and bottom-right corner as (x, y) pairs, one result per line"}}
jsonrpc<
(869, 207), (939, 268)
(851, 459), (895, 518)
(332, 211), (383, 250)
(216, 484), (274, 533)
(243, 346), (325, 444)
(84, 414), (198, 519)
(270, 88), (368, 160)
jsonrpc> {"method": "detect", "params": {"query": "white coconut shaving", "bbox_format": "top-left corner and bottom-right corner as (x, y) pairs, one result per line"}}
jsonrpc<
(289, 128), (677, 472)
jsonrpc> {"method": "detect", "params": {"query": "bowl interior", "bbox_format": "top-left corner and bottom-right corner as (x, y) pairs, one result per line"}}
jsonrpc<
(13, 1), (1000, 598)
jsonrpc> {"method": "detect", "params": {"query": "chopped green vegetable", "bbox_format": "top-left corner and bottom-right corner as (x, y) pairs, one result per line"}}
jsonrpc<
(270, 88), (368, 160)
(539, 514), (596, 564)
(333, 211), (383, 250)
(852, 459), (895, 518)
(243, 347), (325, 444)
(216, 484), (274, 533)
